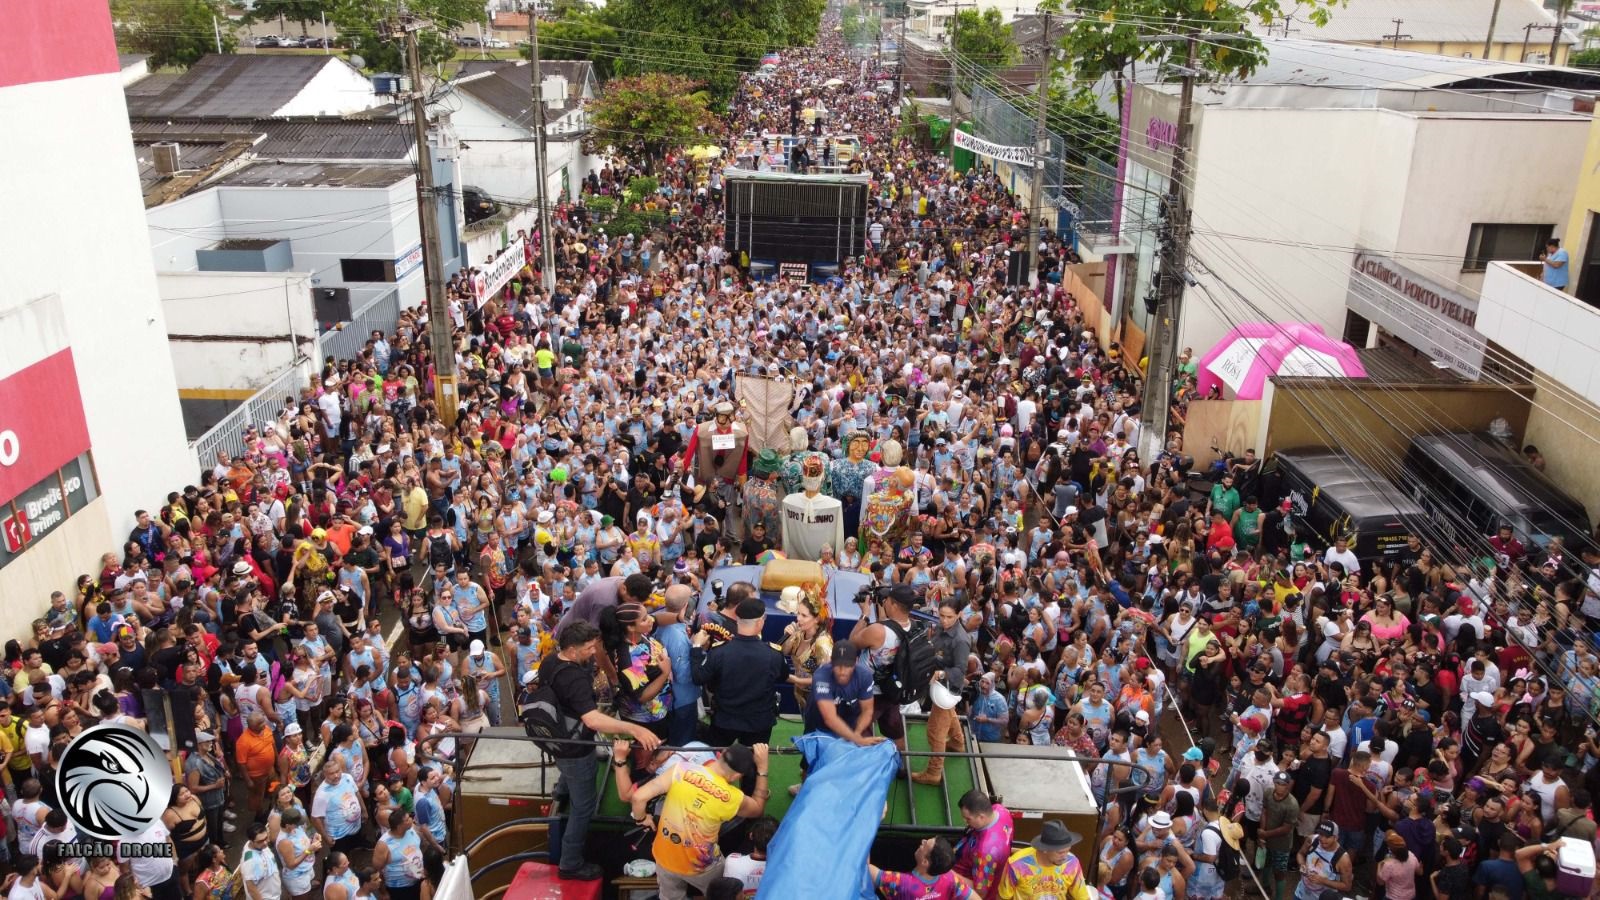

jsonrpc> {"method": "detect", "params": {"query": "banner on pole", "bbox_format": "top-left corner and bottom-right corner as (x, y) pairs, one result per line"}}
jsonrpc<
(953, 129), (1034, 166)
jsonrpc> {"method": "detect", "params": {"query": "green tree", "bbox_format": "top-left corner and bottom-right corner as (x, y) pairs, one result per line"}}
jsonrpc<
(1054, 0), (1340, 107)
(595, 0), (825, 102)
(883, 0), (909, 18)
(113, 0), (237, 69)
(950, 7), (1018, 73)
(586, 73), (720, 170)
(248, 0), (330, 36)
(524, 13), (623, 80)
(328, 0), (480, 72)
(842, 3), (882, 48)
(1574, 46), (1600, 68)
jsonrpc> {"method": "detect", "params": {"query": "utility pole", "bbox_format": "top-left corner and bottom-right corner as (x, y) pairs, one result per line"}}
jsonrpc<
(1137, 31), (1199, 463)
(1522, 22), (1559, 60)
(896, 15), (907, 100)
(1484, 0), (1503, 57)
(400, 16), (458, 429)
(213, 15), (223, 54)
(529, 9), (556, 295)
(1026, 11), (1051, 289)
(1384, 18), (1411, 48)
(1551, 2), (1570, 61)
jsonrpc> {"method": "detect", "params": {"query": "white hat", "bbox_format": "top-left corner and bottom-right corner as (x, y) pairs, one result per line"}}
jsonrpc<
(470, 639), (486, 656)
(1063, 506), (1079, 517)
(357, 525), (374, 537)
(284, 723), (303, 736)
(1470, 691), (1497, 709)
(1150, 811), (1173, 829)
(521, 670), (538, 686)
(929, 678), (961, 710)
(537, 510), (554, 524)
(1135, 709), (1151, 724)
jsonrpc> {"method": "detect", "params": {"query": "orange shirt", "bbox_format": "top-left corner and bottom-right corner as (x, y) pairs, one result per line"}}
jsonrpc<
(324, 522), (356, 557)
(236, 726), (278, 779)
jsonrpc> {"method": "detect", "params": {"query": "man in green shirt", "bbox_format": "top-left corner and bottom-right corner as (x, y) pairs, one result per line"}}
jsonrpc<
(1208, 472), (1241, 522)
(1259, 772), (1301, 900)
(1514, 839), (1567, 900)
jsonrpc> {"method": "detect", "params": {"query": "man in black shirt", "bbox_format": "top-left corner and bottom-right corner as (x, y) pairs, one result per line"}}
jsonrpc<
(1291, 730), (1334, 842)
(691, 597), (785, 747)
(741, 521), (776, 564)
(540, 620), (661, 881)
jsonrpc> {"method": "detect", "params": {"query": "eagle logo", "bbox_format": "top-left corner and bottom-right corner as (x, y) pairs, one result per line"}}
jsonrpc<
(56, 724), (173, 840)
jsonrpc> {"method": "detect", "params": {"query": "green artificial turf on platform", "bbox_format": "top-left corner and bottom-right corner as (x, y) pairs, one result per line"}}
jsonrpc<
(595, 716), (974, 829)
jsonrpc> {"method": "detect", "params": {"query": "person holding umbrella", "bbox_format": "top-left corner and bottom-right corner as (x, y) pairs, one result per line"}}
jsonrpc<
(996, 820), (1092, 900)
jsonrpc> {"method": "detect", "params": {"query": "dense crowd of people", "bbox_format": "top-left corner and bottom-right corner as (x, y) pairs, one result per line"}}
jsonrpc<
(3, 10), (1599, 900)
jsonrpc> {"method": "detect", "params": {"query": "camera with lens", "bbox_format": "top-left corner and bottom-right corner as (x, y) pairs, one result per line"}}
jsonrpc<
(855, 582), (893, 609)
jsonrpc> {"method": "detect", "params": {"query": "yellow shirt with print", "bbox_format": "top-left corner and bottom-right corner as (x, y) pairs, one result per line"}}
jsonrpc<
(651, 766), (744, 877)
(997, 847), (1092, 900)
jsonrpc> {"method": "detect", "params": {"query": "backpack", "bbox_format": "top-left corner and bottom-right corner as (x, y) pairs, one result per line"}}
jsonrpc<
(428, 532), (453, 567)
(1204, 824), (1242, 882)
(517, 660), (590, 759)
(880, 619), (939, 706)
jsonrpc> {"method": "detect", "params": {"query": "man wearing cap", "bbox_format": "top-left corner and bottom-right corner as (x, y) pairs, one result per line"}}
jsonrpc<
(1294, 822), (1353, 900)
(184, 730), (232, 840)
(1460, 689), (1504, 773)
(691, 596), (785, 747)
(629, 742), (771, 899)
(1259, 771), (1301, 900)
(996, 820), (1090, 900)
(465, 639), (507, 727)
(914, 598), (970, 785)
(802, 642), (882, 745)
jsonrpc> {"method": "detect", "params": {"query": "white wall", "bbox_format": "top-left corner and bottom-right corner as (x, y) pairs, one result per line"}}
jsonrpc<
(146, 189), (228, 273)
(0, 68), (194, 632)
(275, 60), (382, 117)
(1180, 108), (1587, 357)
(1480, 262), (1600, 405)
(1184, 107), (1404, 353)
(218, 181), (423, 307)
(1397, 115), (1588, 295)
(160, 271), (318, 391)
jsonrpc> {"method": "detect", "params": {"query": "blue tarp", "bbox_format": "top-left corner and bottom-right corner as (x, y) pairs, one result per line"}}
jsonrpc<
(756, 735), (899, 899)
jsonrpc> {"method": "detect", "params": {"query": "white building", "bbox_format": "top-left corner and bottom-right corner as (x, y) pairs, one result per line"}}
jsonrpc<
(448, 60), (602, 207)
(1114, 40), (1597, 377)
(906, 0), (1041, 40)
(0, 0), (194, 636)
(126, 53), (385, 119)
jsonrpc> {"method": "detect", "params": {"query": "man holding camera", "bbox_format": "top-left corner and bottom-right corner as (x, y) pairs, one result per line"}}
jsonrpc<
(850, 584), (918, 761)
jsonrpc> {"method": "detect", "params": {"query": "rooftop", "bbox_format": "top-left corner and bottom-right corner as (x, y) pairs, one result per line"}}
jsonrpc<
(125, 54), (369, 118)
(129, 116), (413, 161)
(1239, 37), (1600, 89)
(1278, 0), (1573, 46)
(133, 139), (233, 191)
(215, 161), (413, 189)
(452, 59), (595, 125)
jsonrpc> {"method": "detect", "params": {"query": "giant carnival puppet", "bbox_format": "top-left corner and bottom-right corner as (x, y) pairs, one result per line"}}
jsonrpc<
(828, 430), (877, 540)
(680, 400), (749, 527)
(781, 455), (844, 562)
(860, 439), (916, 550)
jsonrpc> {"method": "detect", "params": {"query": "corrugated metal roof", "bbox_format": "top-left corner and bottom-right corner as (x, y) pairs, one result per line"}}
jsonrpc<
(1289, 0), (1573, 45)
(126, 54), (355, 118)
(216, 161), (413, 189)
(453, 59), (594, 124)
(133, 140), (230, 191)
(125, 72), (181, 97)
(128, 117), (414, 160)
(1241, 37), (1600, 88)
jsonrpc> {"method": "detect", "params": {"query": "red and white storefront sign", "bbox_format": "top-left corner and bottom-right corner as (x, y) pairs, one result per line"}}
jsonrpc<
(0, 349), (93, 503)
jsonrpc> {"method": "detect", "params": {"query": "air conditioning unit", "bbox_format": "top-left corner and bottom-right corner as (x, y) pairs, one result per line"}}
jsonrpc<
(371, 73), (412, 95)
(1526, 52), (1550, 64)
(152, 141), (182, 176)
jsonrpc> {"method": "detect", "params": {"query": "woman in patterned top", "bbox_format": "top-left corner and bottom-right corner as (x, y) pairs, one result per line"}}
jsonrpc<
(780, 591), (833, 711)
(601, 602), (673, 738)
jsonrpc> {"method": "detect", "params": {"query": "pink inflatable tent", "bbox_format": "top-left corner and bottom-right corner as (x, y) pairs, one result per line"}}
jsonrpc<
(1196, 322), (1366, 400)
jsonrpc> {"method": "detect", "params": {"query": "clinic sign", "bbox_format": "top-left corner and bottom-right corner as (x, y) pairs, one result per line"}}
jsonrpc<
(1347, 251), (1486, 379)
(0, 350), (96, 569)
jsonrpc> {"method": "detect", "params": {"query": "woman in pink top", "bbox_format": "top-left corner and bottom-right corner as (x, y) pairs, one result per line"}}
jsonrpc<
(1376, 832), (1419, 900)
(1361, 596), (1411, 642)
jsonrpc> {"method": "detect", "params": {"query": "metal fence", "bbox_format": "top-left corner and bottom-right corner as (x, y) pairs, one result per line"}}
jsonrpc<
(188, 362), (310, 475)
(967, 82), (1119, 237)
(319, 288), (401, 362)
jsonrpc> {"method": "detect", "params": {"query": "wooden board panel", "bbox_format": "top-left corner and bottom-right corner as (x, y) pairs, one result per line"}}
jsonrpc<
(1183, 399), (1263, 468)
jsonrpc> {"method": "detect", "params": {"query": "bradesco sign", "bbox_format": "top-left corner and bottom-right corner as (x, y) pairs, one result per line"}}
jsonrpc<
(0, 350), (95, 565)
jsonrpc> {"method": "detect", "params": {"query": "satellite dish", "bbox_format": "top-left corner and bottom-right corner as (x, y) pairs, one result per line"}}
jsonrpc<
(349, 54), (366, 69)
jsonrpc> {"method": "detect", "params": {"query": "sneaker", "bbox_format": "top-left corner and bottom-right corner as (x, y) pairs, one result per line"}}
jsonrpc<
(223, 822), (237, 833)
(557, 864), (602, 881)
(224, 810), (238, 820)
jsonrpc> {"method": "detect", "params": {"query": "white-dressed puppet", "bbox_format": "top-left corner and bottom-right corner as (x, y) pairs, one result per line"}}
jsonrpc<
(781, 455), (844, 562)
